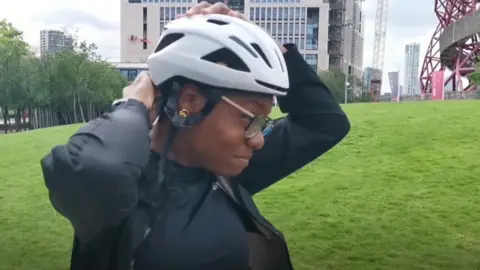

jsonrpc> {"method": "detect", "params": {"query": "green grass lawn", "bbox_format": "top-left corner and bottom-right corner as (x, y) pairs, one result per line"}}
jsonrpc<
(1, 100), (480, 270)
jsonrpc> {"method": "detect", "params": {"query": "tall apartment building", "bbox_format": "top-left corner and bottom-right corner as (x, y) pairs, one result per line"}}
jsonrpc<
(403, 42), (420, 96)
(39, 30), (73, 56)
(363, 66), (381, 92)
(328, 0), (364, 79)
(120, 0), (330, 71)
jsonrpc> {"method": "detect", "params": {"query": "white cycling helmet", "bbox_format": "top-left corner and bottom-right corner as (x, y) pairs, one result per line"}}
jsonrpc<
(147, 14), (289, 96)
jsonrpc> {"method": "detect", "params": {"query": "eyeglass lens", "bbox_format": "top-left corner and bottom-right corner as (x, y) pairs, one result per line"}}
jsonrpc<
(245, 117), (272, 138)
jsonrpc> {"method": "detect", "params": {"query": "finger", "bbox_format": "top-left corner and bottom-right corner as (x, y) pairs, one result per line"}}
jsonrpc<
(176, 14), (186, 19)
(202, 2), (231, 15)
(228, 10), (247, 20)
(186, 1), (211, 16)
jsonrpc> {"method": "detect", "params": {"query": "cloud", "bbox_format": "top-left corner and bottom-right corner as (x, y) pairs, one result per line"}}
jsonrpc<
(0, 0), (120, 60)
(2, 0), (441, 87)
(35, 9), (117, 31)
(361, 0), (438, 92)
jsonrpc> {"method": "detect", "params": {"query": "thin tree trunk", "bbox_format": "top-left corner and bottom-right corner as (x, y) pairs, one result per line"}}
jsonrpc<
(76, 88), (86, 123)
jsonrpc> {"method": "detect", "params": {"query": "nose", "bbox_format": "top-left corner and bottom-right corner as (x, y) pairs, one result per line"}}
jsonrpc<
(246, 132), (265, 150)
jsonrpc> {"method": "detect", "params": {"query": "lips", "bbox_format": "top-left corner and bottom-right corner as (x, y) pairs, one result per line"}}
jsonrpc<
(235, 154), (252, 161)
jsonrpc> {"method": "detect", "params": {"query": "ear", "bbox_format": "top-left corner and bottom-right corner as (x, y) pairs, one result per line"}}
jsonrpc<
(177, 84), (207, 114)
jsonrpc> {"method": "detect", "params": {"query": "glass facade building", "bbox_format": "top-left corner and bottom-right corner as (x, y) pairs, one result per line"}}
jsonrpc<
(120, 0), (331, 73)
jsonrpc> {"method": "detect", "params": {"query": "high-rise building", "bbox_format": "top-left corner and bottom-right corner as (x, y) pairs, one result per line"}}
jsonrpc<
(403, 42), (420, 96)
(328, 0), (364, 79)
(39, 30), (72, 56)
(120, 0), (331, 72)
(388, 70), (399, 101)
(363, 66), (381, 93)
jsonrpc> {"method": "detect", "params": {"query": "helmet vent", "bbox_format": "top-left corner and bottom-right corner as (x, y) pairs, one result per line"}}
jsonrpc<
(255, 79), (287, 93)
(207, 19), (229, 25)
(154, 33), (185, 53)
(250, 43), (272, 68)
(201, 48), (250, 72)
(228, 36), (258, 58)
(274, 48), (284, 72)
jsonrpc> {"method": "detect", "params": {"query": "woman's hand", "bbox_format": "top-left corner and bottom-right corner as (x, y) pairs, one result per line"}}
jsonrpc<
(179, 1), (287, 53)
(122, 71), (158, 125)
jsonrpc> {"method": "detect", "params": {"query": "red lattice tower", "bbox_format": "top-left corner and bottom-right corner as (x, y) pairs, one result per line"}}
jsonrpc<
(420, 0), (479, 93)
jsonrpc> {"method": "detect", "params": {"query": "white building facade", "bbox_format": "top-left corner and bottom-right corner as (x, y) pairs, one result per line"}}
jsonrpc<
(403, 42), (421, 96)
(39, 30), (73, 56)
(120, 0), (330, 72)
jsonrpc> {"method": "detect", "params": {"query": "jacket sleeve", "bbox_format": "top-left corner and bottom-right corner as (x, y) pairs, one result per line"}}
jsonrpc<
(234, 44), (351, 195)
(40, 99), (151, 242)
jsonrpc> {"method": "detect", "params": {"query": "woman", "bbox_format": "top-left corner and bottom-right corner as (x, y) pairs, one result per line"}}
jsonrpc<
(41, 3), (350, 270)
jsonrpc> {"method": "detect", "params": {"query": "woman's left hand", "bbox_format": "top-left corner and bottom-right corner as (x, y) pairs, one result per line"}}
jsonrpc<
(179, 1), (287, 53)
(181, 1), (246, 19)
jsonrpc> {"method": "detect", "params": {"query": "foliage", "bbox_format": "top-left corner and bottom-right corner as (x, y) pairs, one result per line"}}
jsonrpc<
(318, 68), (368, 103)
(2, 101), (480, 269)
(470, 56), (480, 86)
(0, 20), (127, 128)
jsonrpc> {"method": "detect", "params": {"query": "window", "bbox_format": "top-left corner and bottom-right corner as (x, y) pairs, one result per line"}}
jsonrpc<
(160, 7), (164, 19)
(267, 8), (271, 20)
(306, 23), (318, 50)
(250, 8), (254, 20)
(305, 54), (317, 71)
(272, 8), (277, 20)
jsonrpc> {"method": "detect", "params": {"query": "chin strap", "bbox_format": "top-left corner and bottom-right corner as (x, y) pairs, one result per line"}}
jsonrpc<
(163, 81), (221, 128)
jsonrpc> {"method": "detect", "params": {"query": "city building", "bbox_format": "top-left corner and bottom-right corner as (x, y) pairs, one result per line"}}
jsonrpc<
(120, 0), (341, 72)
(39, 30), (73, 56)
(111, 62), (148, 82)
(363, 66), (381, 93)
(328, 0), (364, 79)
(403, 42), (421, 96)
(388, 70), (400, 101)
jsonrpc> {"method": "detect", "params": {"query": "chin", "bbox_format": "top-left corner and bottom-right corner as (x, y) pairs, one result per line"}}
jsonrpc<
(214, 164), (248, 178)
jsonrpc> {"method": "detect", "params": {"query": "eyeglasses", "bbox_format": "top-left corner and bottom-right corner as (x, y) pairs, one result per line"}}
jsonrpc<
(221, 96), (274, 139)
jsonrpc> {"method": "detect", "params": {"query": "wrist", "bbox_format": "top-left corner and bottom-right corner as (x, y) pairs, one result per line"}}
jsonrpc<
(277, 42), (287, 53)
(122, 96), (152, 109)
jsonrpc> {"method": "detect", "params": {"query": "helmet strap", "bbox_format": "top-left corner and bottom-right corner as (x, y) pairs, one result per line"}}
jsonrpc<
(163, 81), (221, 128)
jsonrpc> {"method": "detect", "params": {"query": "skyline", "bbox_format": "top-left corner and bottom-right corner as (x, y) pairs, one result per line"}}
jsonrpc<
(1, 0), (437, 93)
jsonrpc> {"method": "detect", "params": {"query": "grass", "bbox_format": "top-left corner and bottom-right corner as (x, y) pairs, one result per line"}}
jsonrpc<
(1, 100), (480, 270)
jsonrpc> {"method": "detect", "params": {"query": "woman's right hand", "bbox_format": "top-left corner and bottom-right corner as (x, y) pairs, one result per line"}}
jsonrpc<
(123, 71), (156, 109)
(123, 71), (159, 125)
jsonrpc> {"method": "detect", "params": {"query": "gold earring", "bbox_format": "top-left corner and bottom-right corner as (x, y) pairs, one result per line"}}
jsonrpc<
(179, 109), (189, 118)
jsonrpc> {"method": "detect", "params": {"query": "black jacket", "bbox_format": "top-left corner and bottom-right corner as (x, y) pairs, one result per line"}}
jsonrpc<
(41, 44), (350, 270)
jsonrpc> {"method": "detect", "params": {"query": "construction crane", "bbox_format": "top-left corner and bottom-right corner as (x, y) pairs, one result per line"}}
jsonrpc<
(370, 0), (389, 101)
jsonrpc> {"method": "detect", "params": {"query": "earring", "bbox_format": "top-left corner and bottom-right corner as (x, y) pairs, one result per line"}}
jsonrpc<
(179, 108), (189, 118)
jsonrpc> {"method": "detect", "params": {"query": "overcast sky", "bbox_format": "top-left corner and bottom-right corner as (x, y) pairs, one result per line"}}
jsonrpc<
(1, 0), (438, 93)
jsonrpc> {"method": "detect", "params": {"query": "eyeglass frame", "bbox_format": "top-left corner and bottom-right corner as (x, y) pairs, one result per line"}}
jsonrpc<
(220, 96), (274, 139)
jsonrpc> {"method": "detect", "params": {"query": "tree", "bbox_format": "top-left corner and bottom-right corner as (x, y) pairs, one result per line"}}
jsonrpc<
(0, 20), (127, 133)
(0, 19), (32, 130)
(470, 57), (480, 86)
(318, 68), (361, 104)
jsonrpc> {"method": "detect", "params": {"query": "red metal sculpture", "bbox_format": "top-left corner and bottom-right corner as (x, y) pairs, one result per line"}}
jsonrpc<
(420, 0), (479, 93)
